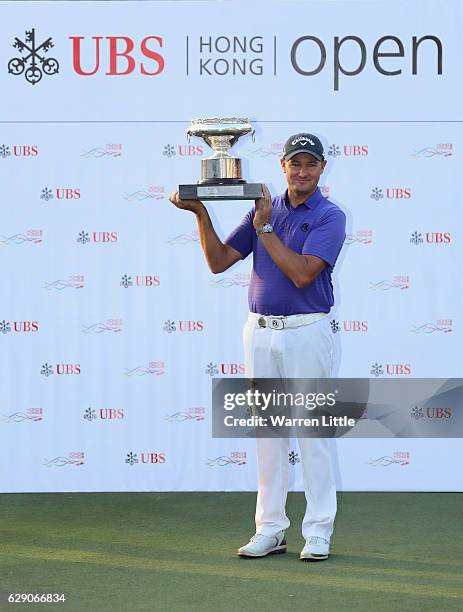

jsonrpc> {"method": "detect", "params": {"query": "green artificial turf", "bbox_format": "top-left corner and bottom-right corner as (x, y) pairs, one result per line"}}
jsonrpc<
(0, 492), (462, 612)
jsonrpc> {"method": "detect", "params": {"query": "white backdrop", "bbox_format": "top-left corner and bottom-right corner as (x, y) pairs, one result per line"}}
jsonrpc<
(1, 0), (462, 492)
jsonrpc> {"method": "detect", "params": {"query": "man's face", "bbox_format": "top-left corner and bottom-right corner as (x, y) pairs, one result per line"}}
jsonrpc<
(281, 152), (327, 198)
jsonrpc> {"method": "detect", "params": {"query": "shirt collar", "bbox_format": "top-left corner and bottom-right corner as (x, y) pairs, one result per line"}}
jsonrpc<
(283, 187), (323, 210)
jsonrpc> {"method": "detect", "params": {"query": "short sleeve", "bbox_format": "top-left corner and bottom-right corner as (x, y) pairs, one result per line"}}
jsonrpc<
(302, 208), (346, 267)
(225, 208), (255, 259)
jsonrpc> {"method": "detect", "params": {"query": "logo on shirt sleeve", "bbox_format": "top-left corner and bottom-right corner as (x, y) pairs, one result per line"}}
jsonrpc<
(300, 223), (310, 232)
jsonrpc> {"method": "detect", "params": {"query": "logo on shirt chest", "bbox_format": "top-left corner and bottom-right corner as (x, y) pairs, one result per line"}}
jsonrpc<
(300, 223), (310, 232)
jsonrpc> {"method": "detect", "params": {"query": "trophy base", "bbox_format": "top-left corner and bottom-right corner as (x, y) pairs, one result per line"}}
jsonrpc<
(179, 182), (262, 201)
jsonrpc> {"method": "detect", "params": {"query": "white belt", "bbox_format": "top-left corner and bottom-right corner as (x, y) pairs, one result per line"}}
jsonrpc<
(248, 311), (329, 330)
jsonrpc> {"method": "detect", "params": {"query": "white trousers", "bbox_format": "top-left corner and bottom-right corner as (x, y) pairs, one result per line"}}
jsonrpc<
(243, 313), (337, 542)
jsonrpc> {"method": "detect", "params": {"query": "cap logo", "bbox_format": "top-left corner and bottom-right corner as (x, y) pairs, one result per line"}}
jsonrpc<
(291, 136), (315, 147)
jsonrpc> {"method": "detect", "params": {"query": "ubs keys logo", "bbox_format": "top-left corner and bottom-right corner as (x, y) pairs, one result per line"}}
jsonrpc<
(8, 29), (59, 85)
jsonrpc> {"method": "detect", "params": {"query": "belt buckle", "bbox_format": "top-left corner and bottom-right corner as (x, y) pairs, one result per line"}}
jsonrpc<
(258, 316), (266, 328)
(269, 317), (285, 330)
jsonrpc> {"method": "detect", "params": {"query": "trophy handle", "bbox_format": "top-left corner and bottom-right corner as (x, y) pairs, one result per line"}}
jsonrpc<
(229, 129), (255, 148)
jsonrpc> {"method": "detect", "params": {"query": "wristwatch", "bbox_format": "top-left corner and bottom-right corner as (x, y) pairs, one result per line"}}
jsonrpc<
(256, 223), (273, 236)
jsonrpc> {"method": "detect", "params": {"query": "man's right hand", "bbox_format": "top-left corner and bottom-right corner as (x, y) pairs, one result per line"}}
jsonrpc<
(169, 191), (204, 214)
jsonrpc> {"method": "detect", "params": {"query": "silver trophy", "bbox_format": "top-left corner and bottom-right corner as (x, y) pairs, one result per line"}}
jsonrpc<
(179, 117), (262, 201)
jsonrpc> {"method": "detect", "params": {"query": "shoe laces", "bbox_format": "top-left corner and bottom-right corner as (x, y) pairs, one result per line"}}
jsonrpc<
(307, 536), (328, 545)
(250, 534), (266, 544)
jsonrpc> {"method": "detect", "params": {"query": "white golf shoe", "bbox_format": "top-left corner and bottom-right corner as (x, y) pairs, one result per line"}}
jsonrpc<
(300, 536), (330, 561)
(237, 531), (287, 558)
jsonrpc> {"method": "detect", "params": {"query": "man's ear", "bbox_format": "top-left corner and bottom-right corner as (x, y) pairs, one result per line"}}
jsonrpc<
(280, 158), (287, 173)
(320, 159), (327, 174)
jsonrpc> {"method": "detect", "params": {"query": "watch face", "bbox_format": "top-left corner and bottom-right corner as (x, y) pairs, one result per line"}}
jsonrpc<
(257, 223), (273, 235)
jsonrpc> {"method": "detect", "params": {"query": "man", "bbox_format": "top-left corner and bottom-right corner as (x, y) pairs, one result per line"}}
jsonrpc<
(170, 133), (346, 561)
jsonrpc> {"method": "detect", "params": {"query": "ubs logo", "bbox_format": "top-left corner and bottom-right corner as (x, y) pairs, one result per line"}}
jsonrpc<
(410, 231), (451, 245)
(0, 144), (38, 158)
(0, 320), (39, 334)
(300, 223), (310, 232)
(162, 144), (204, 157)
(8, 29), (59, 85)
(328, 144), (368, 157)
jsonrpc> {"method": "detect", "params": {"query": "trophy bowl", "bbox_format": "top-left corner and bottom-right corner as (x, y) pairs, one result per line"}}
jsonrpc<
(179, 117), (262, 201)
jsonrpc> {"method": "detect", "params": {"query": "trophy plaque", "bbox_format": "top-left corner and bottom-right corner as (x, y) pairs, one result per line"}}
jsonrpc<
(179, 117), (262, 201)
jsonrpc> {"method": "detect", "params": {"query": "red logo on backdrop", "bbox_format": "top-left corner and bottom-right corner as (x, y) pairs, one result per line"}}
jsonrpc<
(163, 320), (204, 333)
(385, 364), (412, 376)
(40, 187), (80, 202)
(84, 407), (124, 421)
(125, 451), (166, 465)
(245, 140), (285, 158)
(206, 362), (245, 376)
(221, 363), (246, 375)
(2, 407), (43, 423)
(124, 185), (165, 202)
(124, 361), (165, 376)
(425, 232), (451, 244)
(0, 320), (39, 334)
(77, 231), (118, 244)
(319, 185), (330, 197)
(40, 363), (81, 376)
(43, 452), (85, 467)
(0, 229), (43, 246)
(411, 319), (453, 334)
(210, 272), (251, 288)
(370, 275), (409, 290)
(245, 142), (284, 158)
(370, 362), (412, 377)
(0, 144), (38, 158)
(328, 144), (368, 158)
(426, 408), (452, 418)
(331, 319), (368, 333)
(82, 319), (123, 334)
(413, 406), (452, 419)
(369, 451), (410, 467)
(167, 229), (199, 246)
(69, 35), (165, 76)
(81, 144), (122, 158)
(43, 275), (85, 290)
(120, 274), (160, 288)
(410, 231), (451, 245)
(162, 144), (204, 157)
(206, 451), (247, 467)
(412, 143), (453, 158)
(165, 407), (206, 422)
(345, 230), (373, 245)
(370, 187), (412, 201)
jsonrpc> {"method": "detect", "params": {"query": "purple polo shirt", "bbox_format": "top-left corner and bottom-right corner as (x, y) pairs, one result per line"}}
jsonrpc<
(225, 188), (346, 316)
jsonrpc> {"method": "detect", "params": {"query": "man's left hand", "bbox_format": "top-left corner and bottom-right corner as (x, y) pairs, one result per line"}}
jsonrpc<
(253, 184), (272, 231)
